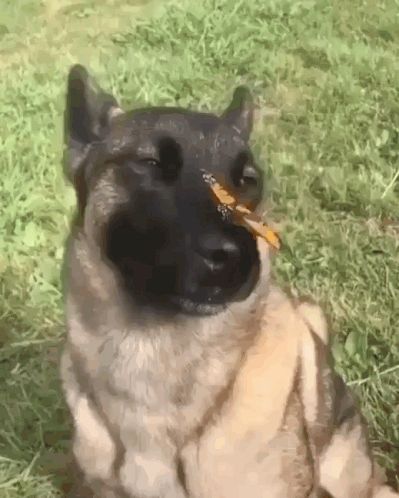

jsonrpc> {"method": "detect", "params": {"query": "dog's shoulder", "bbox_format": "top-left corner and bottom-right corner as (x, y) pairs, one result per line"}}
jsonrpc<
(258, 286), (329, 342)
(184, 287), (399, 498)
(295, 298), (329, 345)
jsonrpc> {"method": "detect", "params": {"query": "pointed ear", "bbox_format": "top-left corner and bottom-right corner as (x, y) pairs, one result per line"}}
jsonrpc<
(63, 64), (122, 181)
(222, 86), (254, 141)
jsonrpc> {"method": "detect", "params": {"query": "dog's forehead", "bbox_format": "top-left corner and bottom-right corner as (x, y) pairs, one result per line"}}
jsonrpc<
(114, 108), (246, 151)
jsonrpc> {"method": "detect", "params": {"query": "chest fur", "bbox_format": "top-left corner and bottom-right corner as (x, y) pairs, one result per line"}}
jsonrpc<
(66, 300), (250, 441)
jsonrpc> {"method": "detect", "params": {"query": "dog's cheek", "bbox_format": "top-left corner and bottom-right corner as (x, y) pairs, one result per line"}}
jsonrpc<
(83, 168), (131, 240)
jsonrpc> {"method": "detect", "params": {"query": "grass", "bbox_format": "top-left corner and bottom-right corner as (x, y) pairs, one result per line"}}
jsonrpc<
(0, 0), (398, 495)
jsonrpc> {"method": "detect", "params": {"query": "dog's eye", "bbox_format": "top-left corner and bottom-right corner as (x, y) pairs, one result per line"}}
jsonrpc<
(239, 164), (259, 188)
(139, 158), (160, 168)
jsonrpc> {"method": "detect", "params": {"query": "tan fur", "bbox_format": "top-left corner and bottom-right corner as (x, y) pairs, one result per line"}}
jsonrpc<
(61, 235), (398, 497)
(62, 238), (271, 497)
(297, 300), (329, 344)
(181, 284), (398, 498)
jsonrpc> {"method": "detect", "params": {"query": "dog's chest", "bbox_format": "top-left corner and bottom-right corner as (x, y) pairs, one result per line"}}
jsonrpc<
(69, 312), (246, 439)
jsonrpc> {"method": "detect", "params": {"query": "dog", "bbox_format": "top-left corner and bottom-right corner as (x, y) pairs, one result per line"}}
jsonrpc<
(60, 65), (397, 498)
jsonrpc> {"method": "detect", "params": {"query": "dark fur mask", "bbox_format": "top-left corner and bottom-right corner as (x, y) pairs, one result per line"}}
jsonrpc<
(64, 65), (265, 315)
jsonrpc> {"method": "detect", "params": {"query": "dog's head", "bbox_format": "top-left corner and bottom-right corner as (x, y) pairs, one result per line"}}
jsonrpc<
(64, 65), (267, 315)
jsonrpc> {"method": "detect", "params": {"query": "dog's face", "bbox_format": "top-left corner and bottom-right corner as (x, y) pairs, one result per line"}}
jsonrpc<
(64, 65), (265, 315)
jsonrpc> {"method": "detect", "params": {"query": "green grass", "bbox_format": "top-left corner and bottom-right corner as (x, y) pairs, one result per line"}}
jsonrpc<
(0, 0), (398, 495)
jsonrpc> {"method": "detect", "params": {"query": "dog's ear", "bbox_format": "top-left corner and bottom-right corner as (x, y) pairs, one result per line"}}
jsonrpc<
(63, 64), (122, 181)
(222, 86), (254, 141)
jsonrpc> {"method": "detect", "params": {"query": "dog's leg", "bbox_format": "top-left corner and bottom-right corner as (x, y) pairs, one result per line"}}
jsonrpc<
(296, 301), (376, 498)
(317, 377), (379, 498)
(116, 417), (187, 498)
(118, 444), (187, 498)
(61, 349), (120, 497)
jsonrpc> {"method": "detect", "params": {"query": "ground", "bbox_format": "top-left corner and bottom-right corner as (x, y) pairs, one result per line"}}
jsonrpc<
(0, 0), (398, 496)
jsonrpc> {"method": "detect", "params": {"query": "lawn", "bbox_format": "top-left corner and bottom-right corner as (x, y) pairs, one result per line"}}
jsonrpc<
(0, 0), (398, 495)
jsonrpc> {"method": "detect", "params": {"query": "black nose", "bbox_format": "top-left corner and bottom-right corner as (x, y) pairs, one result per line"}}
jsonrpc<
(198, 233), (240, 271)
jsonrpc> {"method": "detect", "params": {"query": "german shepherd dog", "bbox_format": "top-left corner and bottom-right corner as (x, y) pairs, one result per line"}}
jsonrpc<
(60, 65), (397, 498)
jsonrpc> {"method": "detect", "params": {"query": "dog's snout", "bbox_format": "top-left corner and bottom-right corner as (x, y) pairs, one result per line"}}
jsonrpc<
(199, 233), (240, 270)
